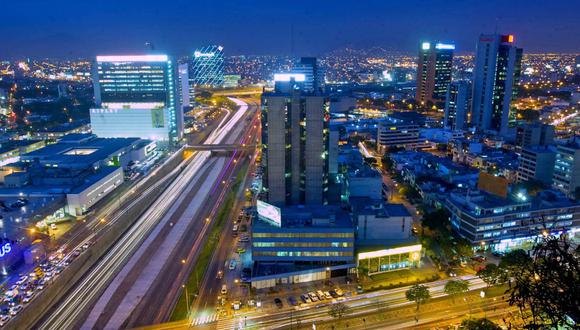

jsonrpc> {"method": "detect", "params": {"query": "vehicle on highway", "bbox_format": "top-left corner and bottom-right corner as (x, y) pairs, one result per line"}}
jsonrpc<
(274, 298), (283, 309)
(228, 259), (237, 270)
(216, 270), (223, 279)
(8, 305), (22, 316)
(232, 300), (241, 310)
(15, 277), (27, 286)
(221, 285), (228, 295)
(356, 285), (364, 294)
(0, 315), (10, 327)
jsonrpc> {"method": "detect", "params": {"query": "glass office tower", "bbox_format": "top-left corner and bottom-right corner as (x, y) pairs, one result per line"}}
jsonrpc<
(416, 41), (454, 108)
(190, 45), (225, 88)
(90, 55), (182, 142)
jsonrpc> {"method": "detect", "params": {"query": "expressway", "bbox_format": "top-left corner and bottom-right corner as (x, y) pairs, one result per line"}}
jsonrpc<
(35, 98), (255, 330)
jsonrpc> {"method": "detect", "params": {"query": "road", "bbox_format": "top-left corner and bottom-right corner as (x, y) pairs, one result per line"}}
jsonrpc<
(35, 98), (256, 330)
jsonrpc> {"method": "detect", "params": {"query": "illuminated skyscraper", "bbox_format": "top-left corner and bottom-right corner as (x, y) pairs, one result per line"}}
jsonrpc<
(444, 81), (471, 130)
(261, 74), (330, 206)
(90, 55), (183, 142)
(292, 57), (324, 93)
(190, 45), (224, 87)
(416, 41), (454, 107)
(177, 62), (191, 111)
(471, 34), (523, 136)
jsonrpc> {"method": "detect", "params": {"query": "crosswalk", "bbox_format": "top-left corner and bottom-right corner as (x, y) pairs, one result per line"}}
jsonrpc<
(190, 314), (244, 329)
(190, 313), (219, 326)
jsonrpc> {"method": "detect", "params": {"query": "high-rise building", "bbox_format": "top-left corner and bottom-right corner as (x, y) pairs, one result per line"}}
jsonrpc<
(515, 122), (554, 152)
(553, 139), (580, 199)
(177, 62), (191, 111)
(261, 77), (330, 206)
(471, 34), (523, 136)
(90, 55), (182, 142)
(292, 57), (324, 93)
(416, 41), (454, 107)
(444, 81), (471, 130)
(190, 45), (224, 88)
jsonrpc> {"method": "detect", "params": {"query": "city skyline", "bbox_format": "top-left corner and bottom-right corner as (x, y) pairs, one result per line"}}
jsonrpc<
(2, 0), (580, 59)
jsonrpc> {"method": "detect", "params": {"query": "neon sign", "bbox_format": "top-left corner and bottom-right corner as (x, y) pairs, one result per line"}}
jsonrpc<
(0, 243), (12, 258)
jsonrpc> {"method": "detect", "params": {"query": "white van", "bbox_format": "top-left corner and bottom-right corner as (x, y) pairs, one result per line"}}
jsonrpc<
(221, 285), (228, 295)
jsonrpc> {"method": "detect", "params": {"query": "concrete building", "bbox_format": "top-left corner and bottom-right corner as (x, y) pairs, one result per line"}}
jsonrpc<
(517, 146), (556, 185)
(177, 62), (191, 111)
(446, 189), (579, 251)
(347, 162), (383, 200)
(416, 41), (454, 107)
(471, 34), (523, 136)
(377, 117), (420, 152)
(261, 88), (329, 206)
(90, 55), (182, 142)
(444, 81), (471, 130)
(553, 139), (580, 199)
(515, 122), (554, 152)
(66, 166), (124, 216)
(191, 45), (224, 88)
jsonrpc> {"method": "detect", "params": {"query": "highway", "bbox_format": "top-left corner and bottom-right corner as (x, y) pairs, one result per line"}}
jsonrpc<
(35, 98), (255, 330)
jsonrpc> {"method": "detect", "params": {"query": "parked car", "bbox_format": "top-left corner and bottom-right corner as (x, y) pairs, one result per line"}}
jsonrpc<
(300, 294), (311, 303)
(274, 298), (283, 309)
(308, 292), (319, 302)
(287, 296), (298, 306)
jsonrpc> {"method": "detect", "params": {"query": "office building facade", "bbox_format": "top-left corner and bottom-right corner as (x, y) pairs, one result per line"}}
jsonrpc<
(377, 118), (420, 152)
(177, 62), (191, 111)
(444, 81), (471, 130)
(553, 139), (580, 199)
(517, 146), (556, 185)
(190, 45), (224, 88)
(261, 89), (330, 206)
(471, 34), (523, 136)
(416, 41), (454, 107)
(90, 55), (182, 142)
(292, 57), (324, 93)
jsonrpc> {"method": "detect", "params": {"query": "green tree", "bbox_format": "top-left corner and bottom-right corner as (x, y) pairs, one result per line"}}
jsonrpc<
(460, 318), (501, 330)
(444, 279), (469, 302)
(454, 238), (475, 259)
(499, 249), (532, 275)
(506, 235), (580, 329)
(328, 302), (350, 320)
(405, 284), (431, 311)
(477, 263), (503, 289)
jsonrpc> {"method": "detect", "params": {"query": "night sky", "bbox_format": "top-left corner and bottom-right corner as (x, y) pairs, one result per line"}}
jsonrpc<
(2, 0), (579, 59)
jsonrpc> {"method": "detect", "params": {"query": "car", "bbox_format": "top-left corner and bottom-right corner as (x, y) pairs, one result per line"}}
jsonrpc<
(316, 290), (325, 300)
(300, 294), (311, 303)
(287, 296), (298, 306)
(216, 270), (224, 279)
(308, 292), (319, 302)
(324, 291), (332, 299)
(334, 288), (344, 296)
(50, 223), (57, 230)
(232, 300), (241, 310)
(8, 285), (17, 292)
(448, 270), (457, 277)
(329, 290), (338, 298)
(274, 298), (283, 309)
(82, 243), (90, 250)
(221, 285), (228, 295)
(18, 284), (28, 291)
(471, 255), (487, 263)
(22, 296), (33, 304)
(0, 315), (10, 327)
(8, 305), (22, 316)
(36, 284), (44, 291)
(16, 277), (27, 285)
(228, 259), (237, 270)
(356, 285), (364, 294)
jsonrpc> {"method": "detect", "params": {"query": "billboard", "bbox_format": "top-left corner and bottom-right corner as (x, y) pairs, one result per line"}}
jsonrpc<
(257, 200), (282, 227)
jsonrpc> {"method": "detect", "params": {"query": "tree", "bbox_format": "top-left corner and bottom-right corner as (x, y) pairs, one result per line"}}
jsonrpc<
(405, 284), (431, 311)
(421, 208), (451, 234)
(328, 302), (350, 320)
(460, 318), (501, 330)
(477, 263), (503, 289)
(444, 279), (469, 302)
(454, 238), (475, 259)
(506, 235), (580, 329)
(499, 249), (532, 280)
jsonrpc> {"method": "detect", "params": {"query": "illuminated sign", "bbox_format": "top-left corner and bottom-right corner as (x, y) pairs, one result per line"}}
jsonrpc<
(194, 51), (216, 58)
(357, 244), (422, 260)
(273, 73), (306, 82)
(257, 200), (282, 227)
(96, 55), (168, 62)
(421, 42), (431, 50)
(0, 243), (12, 258)
(435, 43), (455, 50)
